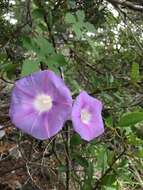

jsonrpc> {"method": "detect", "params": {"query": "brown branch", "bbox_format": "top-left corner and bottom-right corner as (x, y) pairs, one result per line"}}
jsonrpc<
(70, 49), (104, 75)
(36, 1), (57, 71)
(0, 76), (14, 84)
(107, 0), (143, 11)
(43, 14), (57, 53)
(60, 69), (71, 190)
(36, 1), (57, 53)
(63, 123), (71, 190)
(0, 163), (26, 177)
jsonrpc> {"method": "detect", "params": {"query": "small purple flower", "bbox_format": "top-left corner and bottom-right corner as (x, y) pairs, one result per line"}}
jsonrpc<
(71, 91), (104, 141)
(9, 70), (72, 140)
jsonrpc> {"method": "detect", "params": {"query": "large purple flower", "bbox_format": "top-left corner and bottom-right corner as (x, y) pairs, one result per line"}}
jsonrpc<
(9, 70), (72, 140)
(71, 91), (104, 141)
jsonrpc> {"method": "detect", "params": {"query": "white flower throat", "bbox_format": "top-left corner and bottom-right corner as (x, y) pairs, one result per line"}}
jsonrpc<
(34, 94), (53, 112)
(80, 109), (91, 124)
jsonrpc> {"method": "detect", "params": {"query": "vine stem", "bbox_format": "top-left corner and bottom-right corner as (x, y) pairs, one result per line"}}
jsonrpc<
(36, 4), (71, 188)
(93, 148), (126, 190)
(64, 123), (71, 190)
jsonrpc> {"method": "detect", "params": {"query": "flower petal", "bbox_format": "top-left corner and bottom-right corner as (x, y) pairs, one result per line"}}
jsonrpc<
(72, 91), (104, 141)
(9, 70), (73, 139)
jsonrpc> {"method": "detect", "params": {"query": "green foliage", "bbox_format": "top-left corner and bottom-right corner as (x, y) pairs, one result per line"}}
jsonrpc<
(118, 112), (143, 127)
(22, 35), (67, 73)
(65, 10), (95, 39)
(130, 63), (140, 82)
(1, 0), (143, 189)
(21, 59), (39, 77)
(47, 53), (67, 72)
(101, 174), (116, 187)
(70, 133), (82, 146)
(22, 35), (54, 60)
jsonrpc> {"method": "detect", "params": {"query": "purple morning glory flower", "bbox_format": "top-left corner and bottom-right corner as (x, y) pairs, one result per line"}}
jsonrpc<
(9, 70), (72, 140)
(71, 91), (104, 141)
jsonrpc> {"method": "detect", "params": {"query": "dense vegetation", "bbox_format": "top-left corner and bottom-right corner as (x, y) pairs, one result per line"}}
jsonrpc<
(0, 0), (143, 189)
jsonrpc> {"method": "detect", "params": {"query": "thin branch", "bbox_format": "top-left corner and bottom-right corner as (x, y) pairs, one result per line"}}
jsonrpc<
(63, 123), (71, 190)
(37, 1), (57, 53)
(107, 0), (143, 12)
(129, 159), (143, 188)
(0, 163), (26, 177)
(43, 14), (57, 53)
(0, 76), (14, 84)
(52, 139), (63, 165)
(26, 164), (43, 190)
(60, 68), (71, 190)
(93, 148), (126, 189)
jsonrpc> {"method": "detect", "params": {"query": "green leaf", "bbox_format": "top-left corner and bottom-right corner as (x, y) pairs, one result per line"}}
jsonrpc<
(32, 8), (44, 19)
(22, 36), (33, 50)
(0, 63), (12, 71)
(105, 116), (113, 128)
(118, 112), (143, 127)
(136, 149), (143, 158)
(22, 36), (38, 53)
(86, 162), (94, 184)
(82, 183), (92, 190)
(45, 53), (67, 73)
(96, 146), (108, 173)
(74, 155), (89, 168)
(4, 64), (19, 79)
(22, 35), (54, 61)
(73, 24), (82, 39)
(131, 63), (140, 82)
(82, 162), (93, 190)
(84, 22), (95, 32)
(34, 36), (54, 56)
(76, 10), (85, 23)
(48, 54), (67, 66)
(70, 134), (82, 146)
(101, 174), (116, 186)
(65, 13), (76, 24)
(21, 59), (39, 77)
